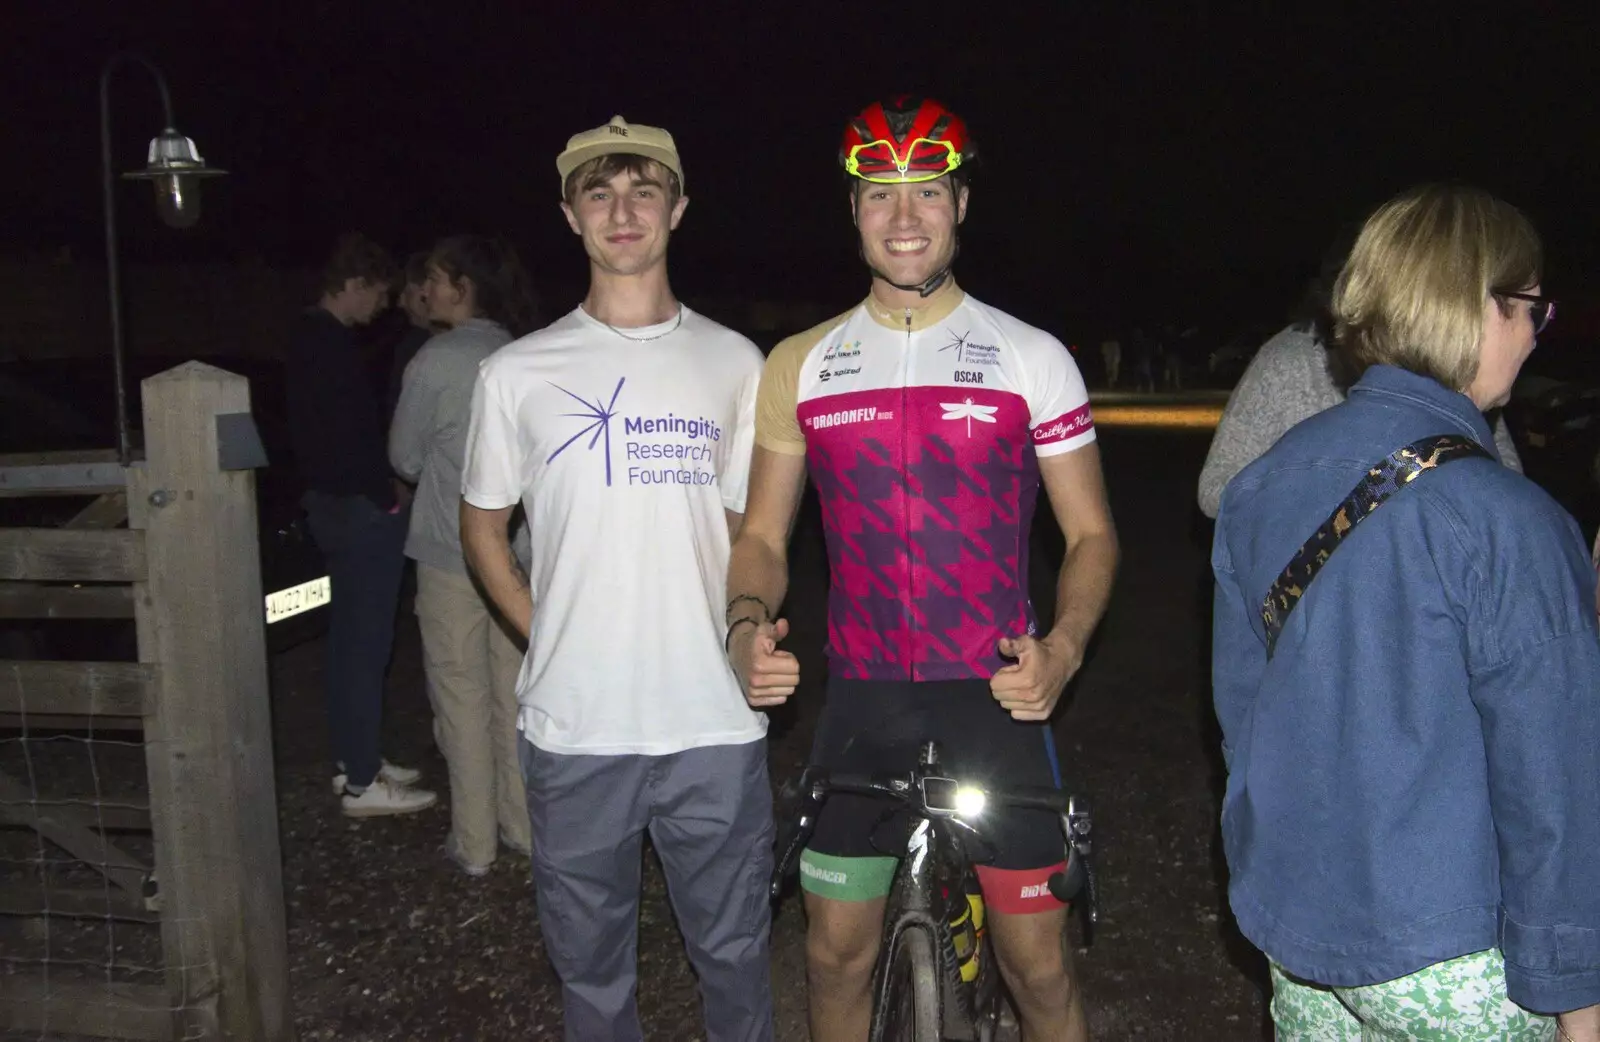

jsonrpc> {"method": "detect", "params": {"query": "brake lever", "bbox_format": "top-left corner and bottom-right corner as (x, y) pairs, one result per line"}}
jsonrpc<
(1066, 796), (1099, 944)
(770, 767), (826, 900)
(1079, 851), (1100, 945)
(1044, 795), (1099, 945)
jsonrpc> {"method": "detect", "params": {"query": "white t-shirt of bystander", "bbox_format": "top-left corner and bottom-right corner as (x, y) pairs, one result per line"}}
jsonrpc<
(462, 305), (767, 756)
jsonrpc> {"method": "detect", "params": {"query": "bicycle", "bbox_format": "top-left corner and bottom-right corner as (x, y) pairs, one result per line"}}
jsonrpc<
(772, 740), (1098, 1042)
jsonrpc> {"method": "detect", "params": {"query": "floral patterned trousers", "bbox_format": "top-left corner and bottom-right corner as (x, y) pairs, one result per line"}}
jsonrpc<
(1270, 949), (1555, 1041)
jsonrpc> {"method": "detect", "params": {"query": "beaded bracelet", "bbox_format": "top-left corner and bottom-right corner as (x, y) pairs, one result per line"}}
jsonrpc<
(725, 594), (773, 624)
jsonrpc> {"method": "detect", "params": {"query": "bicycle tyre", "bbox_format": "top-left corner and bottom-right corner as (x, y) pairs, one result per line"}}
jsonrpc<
(874, 926), (943, 1042)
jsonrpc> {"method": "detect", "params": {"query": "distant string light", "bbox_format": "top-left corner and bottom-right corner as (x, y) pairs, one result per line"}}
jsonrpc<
(1090, 403), (1224, 429)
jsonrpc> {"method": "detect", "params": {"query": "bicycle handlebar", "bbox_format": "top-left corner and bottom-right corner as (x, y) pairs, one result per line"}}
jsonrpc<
(815, 771), (1075, 815)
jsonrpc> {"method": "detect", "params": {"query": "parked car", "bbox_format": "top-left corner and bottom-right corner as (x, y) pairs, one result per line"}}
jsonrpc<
(0, 355), (328, 660)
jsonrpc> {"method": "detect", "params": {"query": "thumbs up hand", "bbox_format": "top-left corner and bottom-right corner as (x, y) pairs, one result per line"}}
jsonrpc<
(989, 632), (1083, 721)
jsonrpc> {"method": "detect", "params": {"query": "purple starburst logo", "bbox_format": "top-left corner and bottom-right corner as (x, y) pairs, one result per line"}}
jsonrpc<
(547, 377), (626, 486)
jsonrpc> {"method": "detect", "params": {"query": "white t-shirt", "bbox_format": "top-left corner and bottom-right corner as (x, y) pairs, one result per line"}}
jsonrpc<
(462, 305), (767, 755)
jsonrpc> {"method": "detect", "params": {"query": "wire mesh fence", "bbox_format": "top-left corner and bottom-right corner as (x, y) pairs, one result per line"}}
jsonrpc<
(0, 718), (212, 1041)
(0, 485), (205, 1041)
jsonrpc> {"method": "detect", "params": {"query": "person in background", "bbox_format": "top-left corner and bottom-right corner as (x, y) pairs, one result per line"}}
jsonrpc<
(389, 235), (538, 876)
(1100, 335), (1122, 388)
(1130, 326), (1156, 392)
(286, 233), (436, 817)
(1213, 183), (1600, 1041)
(386, 252), (437, 428)
(1197, 236), (1523, 519)
(1160, 323), (1184, 390)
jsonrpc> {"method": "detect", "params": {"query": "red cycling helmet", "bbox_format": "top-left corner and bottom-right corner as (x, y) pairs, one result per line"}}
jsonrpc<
(840, 96), (975, 184)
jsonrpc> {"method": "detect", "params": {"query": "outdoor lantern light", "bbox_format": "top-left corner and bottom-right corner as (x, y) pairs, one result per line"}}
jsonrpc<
(100, 53), (228, 464)
(123, 128), (226, 229)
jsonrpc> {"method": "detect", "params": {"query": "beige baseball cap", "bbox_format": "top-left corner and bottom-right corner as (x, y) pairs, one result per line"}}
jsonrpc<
(556, 115), (684, 191)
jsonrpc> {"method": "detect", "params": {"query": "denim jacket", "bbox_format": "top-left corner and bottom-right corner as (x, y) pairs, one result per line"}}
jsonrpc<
(1213, 364), (1600, 1013)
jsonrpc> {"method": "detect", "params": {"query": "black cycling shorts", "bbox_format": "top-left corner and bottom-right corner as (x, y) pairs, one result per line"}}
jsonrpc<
(799, 678), (1069, 914)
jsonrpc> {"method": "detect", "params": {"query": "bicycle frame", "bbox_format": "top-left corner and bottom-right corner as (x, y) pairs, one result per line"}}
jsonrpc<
(871, 814), (998, 1041)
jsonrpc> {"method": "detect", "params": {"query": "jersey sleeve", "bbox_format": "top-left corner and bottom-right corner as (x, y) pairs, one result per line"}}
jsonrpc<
(721, 357), (762, 513)
(461, 359), (526, 510)
(753, 330), (812, 456)
(1023, 334), (1096, 457)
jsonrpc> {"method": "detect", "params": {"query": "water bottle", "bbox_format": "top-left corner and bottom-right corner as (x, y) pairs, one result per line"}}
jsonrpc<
(946, 873), (986, 983)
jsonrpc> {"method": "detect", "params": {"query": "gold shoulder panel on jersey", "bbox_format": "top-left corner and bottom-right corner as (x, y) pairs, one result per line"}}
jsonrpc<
(755, 308), (855, 455)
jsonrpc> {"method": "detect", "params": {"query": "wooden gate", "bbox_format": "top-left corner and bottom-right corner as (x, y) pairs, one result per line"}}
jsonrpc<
(0, 362), (291, 1041)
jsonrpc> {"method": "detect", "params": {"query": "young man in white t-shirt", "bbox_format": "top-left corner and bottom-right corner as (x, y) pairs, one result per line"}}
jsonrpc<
(459, 116), (773, 1042)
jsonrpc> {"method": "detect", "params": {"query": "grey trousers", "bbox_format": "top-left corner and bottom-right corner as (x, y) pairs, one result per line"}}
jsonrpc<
(520, 737), (775, 1042)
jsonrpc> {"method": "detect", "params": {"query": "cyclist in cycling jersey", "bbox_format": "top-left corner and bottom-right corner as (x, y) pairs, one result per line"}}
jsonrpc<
(726, 96), (1117, 1042)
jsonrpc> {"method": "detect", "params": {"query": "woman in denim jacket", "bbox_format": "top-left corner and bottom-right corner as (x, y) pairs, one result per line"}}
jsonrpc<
(1213, 184), (1600, 1041)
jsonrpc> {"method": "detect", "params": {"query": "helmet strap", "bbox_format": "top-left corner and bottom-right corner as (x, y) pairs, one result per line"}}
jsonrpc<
(858, 233), (961, 299)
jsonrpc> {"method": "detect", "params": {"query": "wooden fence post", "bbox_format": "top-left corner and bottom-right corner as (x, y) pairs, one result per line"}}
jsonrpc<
(130, 361), (291, 1041)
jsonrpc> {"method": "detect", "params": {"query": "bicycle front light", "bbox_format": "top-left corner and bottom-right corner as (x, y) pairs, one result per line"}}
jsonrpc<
(953, 787), (987, 818)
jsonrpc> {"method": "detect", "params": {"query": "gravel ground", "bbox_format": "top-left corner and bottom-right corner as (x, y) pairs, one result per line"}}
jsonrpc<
(6, 426), (1274, 1040)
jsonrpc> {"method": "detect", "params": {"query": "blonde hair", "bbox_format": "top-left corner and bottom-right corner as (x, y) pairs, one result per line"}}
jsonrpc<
(1332, 184), (1541, 390)
(562, 154), (682, 209)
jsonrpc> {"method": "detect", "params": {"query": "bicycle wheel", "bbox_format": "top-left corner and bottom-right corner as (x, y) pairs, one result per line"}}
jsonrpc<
(874, 926), (942, 1042)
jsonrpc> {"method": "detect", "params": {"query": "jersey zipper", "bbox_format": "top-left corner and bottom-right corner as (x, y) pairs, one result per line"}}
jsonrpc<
(901, 307), (916, 681)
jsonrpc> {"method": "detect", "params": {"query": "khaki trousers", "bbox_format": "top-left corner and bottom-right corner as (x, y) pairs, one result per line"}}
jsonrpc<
(414, 563), (530, 865)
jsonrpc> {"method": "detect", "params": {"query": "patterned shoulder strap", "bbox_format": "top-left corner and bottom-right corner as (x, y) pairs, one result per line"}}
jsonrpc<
(1261, 434), (1491, 658)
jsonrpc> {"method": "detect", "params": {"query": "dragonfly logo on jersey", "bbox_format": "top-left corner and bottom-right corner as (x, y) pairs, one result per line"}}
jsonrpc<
(547, 377), (626, 486)
(941, 398), (999, 438)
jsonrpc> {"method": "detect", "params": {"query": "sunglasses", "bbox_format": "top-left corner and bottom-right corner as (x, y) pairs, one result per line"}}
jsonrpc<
(844, 137), (964, 184)
(1497, 290), (1555, 334)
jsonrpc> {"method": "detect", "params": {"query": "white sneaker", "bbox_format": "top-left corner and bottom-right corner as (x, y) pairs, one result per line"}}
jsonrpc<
(340, 778), (437, 818)
(445, 837), (491, 878)
(331, 759), (422, 794)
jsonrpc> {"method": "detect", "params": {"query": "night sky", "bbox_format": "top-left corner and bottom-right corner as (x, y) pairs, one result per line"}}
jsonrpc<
(9, 1), (1599, 340)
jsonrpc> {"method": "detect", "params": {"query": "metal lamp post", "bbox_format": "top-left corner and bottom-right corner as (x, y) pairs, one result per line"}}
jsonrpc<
(101, 52), (226, 465)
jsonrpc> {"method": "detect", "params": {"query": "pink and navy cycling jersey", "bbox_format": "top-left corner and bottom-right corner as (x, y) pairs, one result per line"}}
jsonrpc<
(755, 282), (1095, 681)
